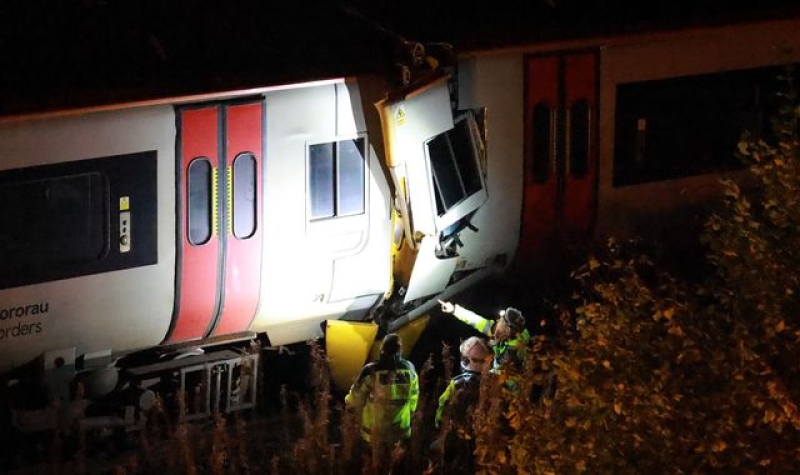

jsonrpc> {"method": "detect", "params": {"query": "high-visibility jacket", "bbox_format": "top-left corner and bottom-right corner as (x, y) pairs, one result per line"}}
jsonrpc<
(345, 354), (419, 444)
(452, 304), (531, 376)
(435, 368), (481, 437)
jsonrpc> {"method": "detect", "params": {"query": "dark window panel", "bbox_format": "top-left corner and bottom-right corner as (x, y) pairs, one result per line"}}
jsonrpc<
(232, 153), (257, 239)
(429, 133), (463, 213)
(428, 114), (486, 217)
(613, 65), (787, 186)
(450, 119), (483, 197)
(188, 158), (212, 245)
(0, 173), (107, 271)
(0, 151), (157, 290)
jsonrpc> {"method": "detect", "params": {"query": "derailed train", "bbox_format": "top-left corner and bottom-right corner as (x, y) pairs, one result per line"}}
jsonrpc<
(2, 14), (800, 433)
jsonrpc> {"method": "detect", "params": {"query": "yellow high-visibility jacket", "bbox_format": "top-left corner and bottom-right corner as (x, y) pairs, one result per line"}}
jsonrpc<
(345, 354), (419, 444)
(435, 368), (481, 436)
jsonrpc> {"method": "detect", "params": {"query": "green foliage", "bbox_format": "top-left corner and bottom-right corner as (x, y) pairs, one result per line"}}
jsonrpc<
(703, 66), (800, 389)
(503, 237), (800, 473)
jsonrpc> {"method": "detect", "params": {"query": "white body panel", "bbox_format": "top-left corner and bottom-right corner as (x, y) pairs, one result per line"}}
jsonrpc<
(0, 79), (394, 367)
(456, 55), (525, 268)
(251, 81), (391, 344)
(388, 84), (454, 236)
(0, 106), (176, 371)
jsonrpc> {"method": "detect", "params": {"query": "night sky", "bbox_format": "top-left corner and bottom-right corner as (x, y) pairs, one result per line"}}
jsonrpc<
(1, 0), (799, 114)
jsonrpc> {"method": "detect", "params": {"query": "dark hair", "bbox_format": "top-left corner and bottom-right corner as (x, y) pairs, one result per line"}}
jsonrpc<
(380, 333), (402, 356)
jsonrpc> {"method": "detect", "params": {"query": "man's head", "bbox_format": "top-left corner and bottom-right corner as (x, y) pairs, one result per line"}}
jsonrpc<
(494, 307), (525, 340)
(380, 333), (402, 356)
(460, 336), (491, 372)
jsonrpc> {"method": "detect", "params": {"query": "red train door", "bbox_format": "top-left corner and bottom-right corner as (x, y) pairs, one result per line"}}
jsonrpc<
(517, 51), (598, 265)
(167, 100), (264, 343)
(212, 102), (263, 337)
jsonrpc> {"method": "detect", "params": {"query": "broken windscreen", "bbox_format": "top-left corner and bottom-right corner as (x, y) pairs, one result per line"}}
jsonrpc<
(425, 111), (487, 232)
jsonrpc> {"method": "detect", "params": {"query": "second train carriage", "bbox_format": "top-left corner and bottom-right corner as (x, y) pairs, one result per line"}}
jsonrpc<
(456, 16), (800, 268)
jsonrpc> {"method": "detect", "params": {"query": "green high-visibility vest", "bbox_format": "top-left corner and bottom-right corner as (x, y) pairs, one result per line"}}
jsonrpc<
(452, 304), (531, 388)
(345, 354), (419, 443)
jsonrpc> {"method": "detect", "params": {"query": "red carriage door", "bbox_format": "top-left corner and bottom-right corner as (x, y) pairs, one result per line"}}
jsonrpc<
(168, 100), (263, 343)
(517, 51), (598, 265)
(210, 102), (263, 337)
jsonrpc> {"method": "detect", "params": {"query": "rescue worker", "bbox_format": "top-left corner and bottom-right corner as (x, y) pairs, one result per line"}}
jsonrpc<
(434, 336), (491, 428)
(438, 300), (530, 391)
(431, 336), (492, 472)
(345, 333), (419, 470)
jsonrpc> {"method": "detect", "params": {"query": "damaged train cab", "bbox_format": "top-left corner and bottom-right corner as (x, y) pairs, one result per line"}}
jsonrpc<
(0, 69), (512, 432)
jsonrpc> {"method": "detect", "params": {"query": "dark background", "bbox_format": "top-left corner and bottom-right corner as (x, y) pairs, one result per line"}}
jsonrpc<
(2, 0), (800, 115)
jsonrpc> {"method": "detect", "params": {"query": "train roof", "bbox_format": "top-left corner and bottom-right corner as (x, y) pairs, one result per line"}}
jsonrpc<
(2, 0), (800, 116)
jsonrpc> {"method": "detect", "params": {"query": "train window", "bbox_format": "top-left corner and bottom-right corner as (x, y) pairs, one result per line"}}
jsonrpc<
(232, 153), (257, 239)
(188, 158), (213, 245)
(569, 99), (590, 178)
(0, 151), (156, 290)
(531, 102), (551, 184)
(0, 173), (106, 271)
(309, 143), (336, 219)
(426, 111), (488, 230)
(614, 65), (787, 186)
(309, 138), (366, 220)
(337, 139), (366, 216)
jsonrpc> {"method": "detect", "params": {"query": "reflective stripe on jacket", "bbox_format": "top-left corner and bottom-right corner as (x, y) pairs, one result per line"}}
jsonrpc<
(345, 354), (419, 443)
(452, 304), (530, 374)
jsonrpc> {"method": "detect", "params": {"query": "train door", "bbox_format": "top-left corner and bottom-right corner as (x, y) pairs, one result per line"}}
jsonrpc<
(167, 100), (264, 342)
(517, 50), (598, 264)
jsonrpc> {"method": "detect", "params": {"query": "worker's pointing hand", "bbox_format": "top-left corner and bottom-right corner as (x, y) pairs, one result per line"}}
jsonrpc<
(438, 300), (454, 314)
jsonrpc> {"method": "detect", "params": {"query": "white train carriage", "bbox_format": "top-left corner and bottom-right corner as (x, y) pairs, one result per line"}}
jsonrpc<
(454, 16), (800, 266)
(0, 69), (512, 430)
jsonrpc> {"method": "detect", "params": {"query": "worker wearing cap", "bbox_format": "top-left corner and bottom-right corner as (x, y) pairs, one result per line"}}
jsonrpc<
(439, 300), (530, 390)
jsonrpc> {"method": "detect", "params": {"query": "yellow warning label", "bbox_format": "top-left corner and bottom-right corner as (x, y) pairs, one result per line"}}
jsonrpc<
(395, 106), (407, 126)
(226, 166), (233, 236)
(119, 196), (130, 211)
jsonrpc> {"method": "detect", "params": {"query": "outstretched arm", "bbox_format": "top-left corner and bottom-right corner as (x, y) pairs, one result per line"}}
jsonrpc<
(440, 300), (493, 337)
